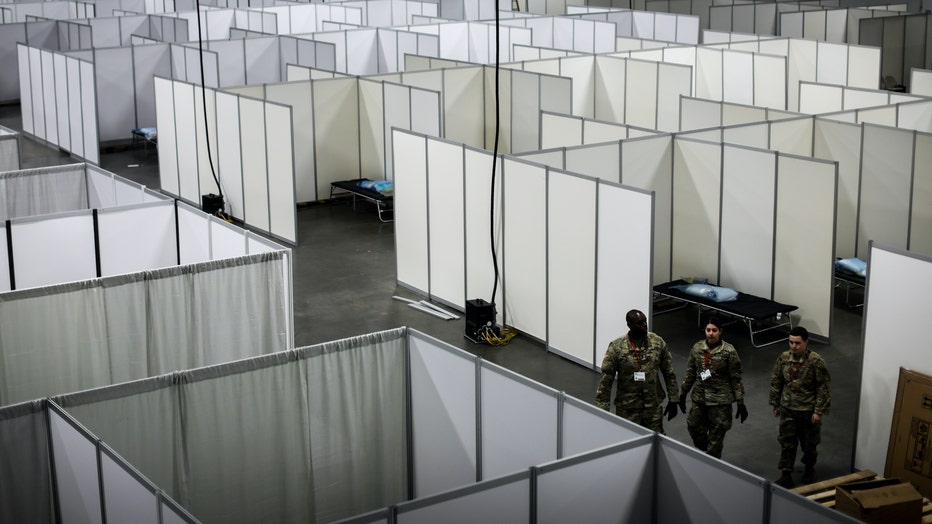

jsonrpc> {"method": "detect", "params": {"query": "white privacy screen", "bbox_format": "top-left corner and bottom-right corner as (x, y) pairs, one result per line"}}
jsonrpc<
(11, 213), (96, 290)
(49, 407), (104, 524)
(426, 139), (465, 307)
(97, 203), (176, 277)
(856, 245), (932, 474)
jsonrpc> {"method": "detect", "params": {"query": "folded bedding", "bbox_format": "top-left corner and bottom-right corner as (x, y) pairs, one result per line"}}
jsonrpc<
(358, 179), (393, 196)
(835, 257), (867, 278)
(672, 283), (739, 302)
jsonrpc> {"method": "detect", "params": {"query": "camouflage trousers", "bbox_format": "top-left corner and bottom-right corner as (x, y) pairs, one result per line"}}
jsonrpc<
(687, 403), (733, 458)
(778, 409), (821, 471)
(616, 405), (666, 434)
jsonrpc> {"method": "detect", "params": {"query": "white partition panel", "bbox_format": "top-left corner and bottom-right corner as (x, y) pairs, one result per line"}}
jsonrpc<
(173, 82), (198, 204)
(501, 159), (546, 339)
(154, 77), (178, 197)
(723, 122), (768, 149)
(913, 69), (932, 96)
(177, 204), (210, 264)
(625, 60), (658, 130)
(409, 332), (477, 498)
(681, 97), (721, 131)
(538, 437), (654, 524)
(657, 437), (766, 524)
(67, 58), (85, 161)
(100, 448), (159, 524)
(696, 47), (723, 103)
(857, 125), (913, 257)
(723, 102), (767, 127)
(621, 135), (672, 284)
(767, 117), (811, 157)
(215, 91), (245, 218)
(856, 245), (932, 474)
(480, 364), (558, 479)
(53, 54), (69, 152)
(210, 219), (247, 260)
(0, 223), (8, 291)
(788, 39), (817, 112)
(846, 45), (880, 90)
(236, 99), (268, 236)
(547, 172), (596, 365)
(11, 213), (96, 290)
(396, 471), (530, 524)
(912, 133), (932, 256)
(314, 78), (360, 195)
(672, 139), (721, 283)
(561, 56), (595, 118)
(656, 62), (691, 133)
(813, 118), (860, 258)
(427, 139), (465, 307)
(816, 42), (847, 87)
(463, 148), (501, 311)
(98, 203), (176, 277)
(562, 397), (650, 456)
(393, 130), (429, 294)
(81, 59), (98, 164)
(565, 143), (617, 181)
(593, 56), (625, 125)
(720, 146), (775, 298)
(265, 102), (296, 244)
(541, 112), (582, 149)
(723, 50), (753, 106)
(773, 155), (835, 338)
(49, 407), (103, 524)
(755, 54), (786, 110)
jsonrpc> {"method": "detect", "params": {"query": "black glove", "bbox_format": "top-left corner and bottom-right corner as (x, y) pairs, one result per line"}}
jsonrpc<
(678, 396), (687, 414)
(665, 401), (679, 421)
(736, 403), (749, 423)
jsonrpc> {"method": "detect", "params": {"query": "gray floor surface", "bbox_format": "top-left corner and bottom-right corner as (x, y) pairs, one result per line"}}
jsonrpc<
(1, 103), (866, 487)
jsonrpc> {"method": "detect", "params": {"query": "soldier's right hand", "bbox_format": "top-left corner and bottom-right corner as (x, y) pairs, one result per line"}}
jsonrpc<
(678, 397), (687, 414)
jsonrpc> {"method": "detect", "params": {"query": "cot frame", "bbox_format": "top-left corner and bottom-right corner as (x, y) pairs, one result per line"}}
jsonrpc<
(329, 179), (394, 223)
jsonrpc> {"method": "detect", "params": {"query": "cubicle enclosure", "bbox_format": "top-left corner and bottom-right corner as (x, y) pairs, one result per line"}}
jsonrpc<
(859, 12), (932, 91)
(515, 132), (837, 340)
(679, 96), (801, 131)
(505, 54), (692, 132)
(566, 6), (700, 44)
(1, 326), (856, 523)
(0, 196), (294, 406)
(394, 129), (655, 368)
(499, 15), (618, 53)
(538, 110), (661, 148)
(154, 77), (298, 244)
(855, 244), (932, 474)
(798, 81), (923, 114)
(779, 5), (906, 45)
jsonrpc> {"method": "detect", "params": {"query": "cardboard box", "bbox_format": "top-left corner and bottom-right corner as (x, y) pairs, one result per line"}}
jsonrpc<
(834, 477), (922, 524)
(886, 368), (932, 499)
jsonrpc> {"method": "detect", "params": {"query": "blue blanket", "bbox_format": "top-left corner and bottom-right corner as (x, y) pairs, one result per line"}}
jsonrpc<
(835, 257), (867, 278)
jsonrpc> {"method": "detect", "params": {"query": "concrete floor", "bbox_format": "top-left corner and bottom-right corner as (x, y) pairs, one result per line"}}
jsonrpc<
(1, 103), (865, 487)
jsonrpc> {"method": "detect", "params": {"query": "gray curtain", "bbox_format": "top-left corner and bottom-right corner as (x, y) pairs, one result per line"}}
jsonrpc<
(0, 164), (87, 220)
(0, 131), (19, 172)
(0, 251), (290, 406)
(55, 327), (408, 524)
(0, 400), (54, 524)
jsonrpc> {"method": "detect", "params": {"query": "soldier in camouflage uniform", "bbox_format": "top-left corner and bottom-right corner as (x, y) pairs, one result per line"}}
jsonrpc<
(678, 316), (747, 459)
(770, 326), (831, 488)
(596, 309), (680, 433)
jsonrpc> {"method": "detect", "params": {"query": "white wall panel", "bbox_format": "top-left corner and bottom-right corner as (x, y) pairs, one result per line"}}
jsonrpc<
(11, 213), (96, 289)
(464, 148), (501, 312)
(394, 131), (429, 293)
(502, 159), (546, 339)
(177, 204), (210, 264)
(754, 54), (786, 110)
(239, 98), (270, 234)
(266, 103), (296, 244)
(442, 67), (484, 148)
(813, 118), (860, 258)
(596, 183), (652, 359)
(621, 135), (672, 284)
(547, 173), (596, 365)
(680, 97), (721, 131)
(799, 83), (842, 114)
(49, 409), (103, 524)
(856, 246), (932, 474)
(427, 139), (465, 308)
(80, 59), (98, 163)
(587, 120), (634, 143)
(847, 45), (881, 90)
(480, 365), (557, 479)
(0, 224), (9, 291)
(695, 47), (723, 103)
(593, 56), (626, 124)
(541, 112), (581, 149)
(723, 50), (753, 106)
(173, 81), (198, 203)
(723, 122), (768, 149)
(911, 133), (932, 256)
(858, 125), (913, 257)
(41, 50), (56, 147)
(313, 78), (359, 195)
(98, 203), (176, 277)
(788, 39), (817, 112)
(213, 92), (244, 220)
(773, 155), (835, 338)
(565, 143), (618, 181)
(194, 86), (219, 200)
(53, 54), (69, 151)
(769, 117), (813, 156)
(67, 58), (84, 160)
(672, 139), (720, 282)
(657, 63), (691, 132)
(265, 82), (312, 202)
(409, 334), (477, 498)
(625, 60), (657, 129)
(720, 146), (775, 297)
(562, 56), (596, 118)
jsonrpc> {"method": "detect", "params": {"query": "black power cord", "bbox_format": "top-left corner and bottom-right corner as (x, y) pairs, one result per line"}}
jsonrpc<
(489, 1), (502, 303)
(194, 0), (226, 215)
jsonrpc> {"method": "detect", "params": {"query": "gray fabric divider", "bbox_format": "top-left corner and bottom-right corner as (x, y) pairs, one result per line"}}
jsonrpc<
(0, 400), (53, 524)
(0, 164), (86, 220)
(0, 126), (21, 171)
(54, 327), (406, 523)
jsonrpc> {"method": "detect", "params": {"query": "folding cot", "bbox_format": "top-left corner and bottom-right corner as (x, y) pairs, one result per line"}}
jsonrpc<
(653, 279), (797, 348)
(329, 178), (394, 222)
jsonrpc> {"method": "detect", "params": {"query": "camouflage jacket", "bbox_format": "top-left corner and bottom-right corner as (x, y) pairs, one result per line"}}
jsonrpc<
(769, 349), (831, 414)
(596, 332), (678, 411)
(681, 340), (745, 406)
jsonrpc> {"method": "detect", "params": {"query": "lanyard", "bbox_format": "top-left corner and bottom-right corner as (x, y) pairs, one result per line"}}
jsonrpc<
(631, 340), (642, 371)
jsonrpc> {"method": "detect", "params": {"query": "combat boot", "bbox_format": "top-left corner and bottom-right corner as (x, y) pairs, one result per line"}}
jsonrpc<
(802, 466), (816, 484)
(775, 471), (794, 488)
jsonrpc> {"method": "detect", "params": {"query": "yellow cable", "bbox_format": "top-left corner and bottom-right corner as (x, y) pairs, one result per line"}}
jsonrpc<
(479, 325), (517, 347)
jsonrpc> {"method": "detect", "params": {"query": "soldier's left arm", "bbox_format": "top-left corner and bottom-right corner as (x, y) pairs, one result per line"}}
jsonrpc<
(729, 348), (746, 404)
(659, 342), (679, 402)
(814, 356), (831, 415)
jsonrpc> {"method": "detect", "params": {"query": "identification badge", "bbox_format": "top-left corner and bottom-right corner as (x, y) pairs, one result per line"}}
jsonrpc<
(633, 371), (646, 382)
(700, 369), (712, 381)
